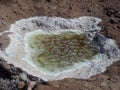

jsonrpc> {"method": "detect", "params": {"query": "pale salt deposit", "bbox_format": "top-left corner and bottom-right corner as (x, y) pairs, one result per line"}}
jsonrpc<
(0, 16), (119, 81)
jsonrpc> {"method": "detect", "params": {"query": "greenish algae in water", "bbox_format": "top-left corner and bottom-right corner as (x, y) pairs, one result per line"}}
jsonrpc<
(27, 31), (99, 72)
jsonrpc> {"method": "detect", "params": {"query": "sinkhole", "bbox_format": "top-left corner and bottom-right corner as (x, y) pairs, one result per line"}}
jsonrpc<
(0, 16), (119, 81)
(25, 30), (99, 73)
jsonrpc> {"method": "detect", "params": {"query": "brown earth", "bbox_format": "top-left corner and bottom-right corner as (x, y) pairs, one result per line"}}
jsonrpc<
(0, 0), (120, 90)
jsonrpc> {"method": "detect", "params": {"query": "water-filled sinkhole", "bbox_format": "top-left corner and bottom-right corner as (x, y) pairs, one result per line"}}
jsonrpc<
(0, 16), (119, 81)
(25, 30), (99, 73)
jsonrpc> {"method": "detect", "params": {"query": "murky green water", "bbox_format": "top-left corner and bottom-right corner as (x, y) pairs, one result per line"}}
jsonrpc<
(27, 31), (99, 72)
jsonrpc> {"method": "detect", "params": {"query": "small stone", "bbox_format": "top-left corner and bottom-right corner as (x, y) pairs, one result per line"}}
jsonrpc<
(19, 72), (28, 81)
(17, 81), (25, 89)
(2, 63), (11, 70)
(28, 75), (39, 81)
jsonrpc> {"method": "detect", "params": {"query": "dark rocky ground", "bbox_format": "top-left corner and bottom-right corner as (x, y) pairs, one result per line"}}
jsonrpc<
(0, 0), (120, 90)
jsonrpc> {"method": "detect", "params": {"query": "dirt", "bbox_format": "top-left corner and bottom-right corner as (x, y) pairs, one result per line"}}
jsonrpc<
(0, 0), (120, 90)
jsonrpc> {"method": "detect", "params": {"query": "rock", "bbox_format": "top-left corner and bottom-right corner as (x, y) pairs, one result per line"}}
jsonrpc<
(0, 78), (17, 90)
(0, 43), (2, 49)
(39, 79), (48, 85)
(1, 62), (11, 70)
(17, 81), (25, 89)
(19, 72), (28, 81)
(28, 75), (40, 81)
(26, 80), (36, 90)
(93, 33), (119, 58)
(34, 84), (59, 90)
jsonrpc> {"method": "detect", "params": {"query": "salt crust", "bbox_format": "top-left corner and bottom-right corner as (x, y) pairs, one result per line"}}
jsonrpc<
(0, 16), (119, 81)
